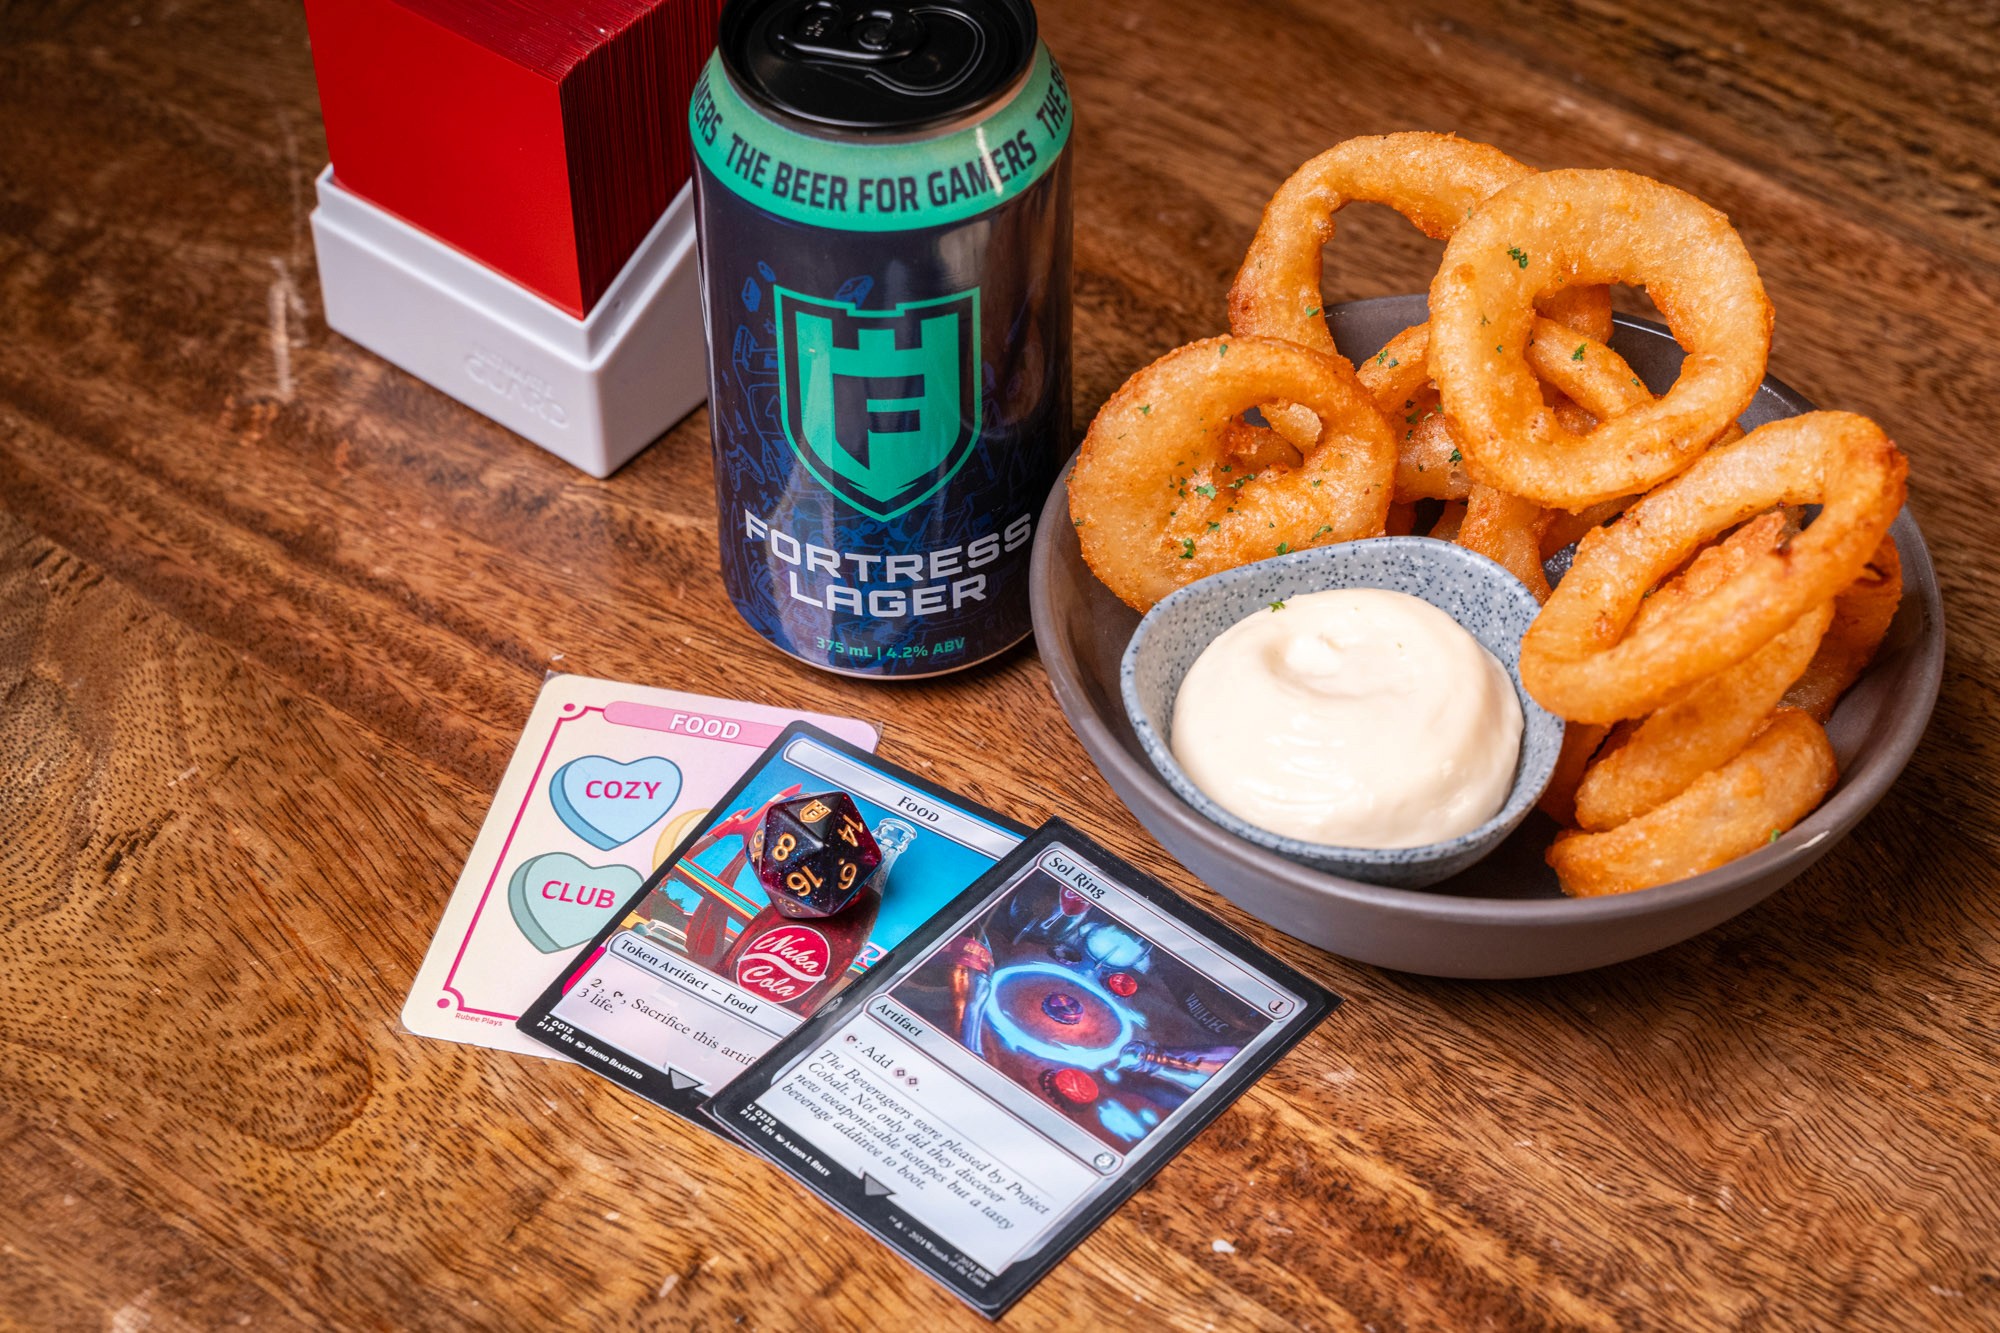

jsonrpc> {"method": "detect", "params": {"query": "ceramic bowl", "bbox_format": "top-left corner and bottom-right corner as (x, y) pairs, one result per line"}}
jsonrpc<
(1029, 295), (1944, 978)
(1120, 539), (1562, 888)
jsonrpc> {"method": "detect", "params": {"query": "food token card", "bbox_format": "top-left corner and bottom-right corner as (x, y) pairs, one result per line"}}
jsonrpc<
(705, 819), (1336, 1318)
(515, 722), (1027, 1121)
(402, 675), (879, 1057)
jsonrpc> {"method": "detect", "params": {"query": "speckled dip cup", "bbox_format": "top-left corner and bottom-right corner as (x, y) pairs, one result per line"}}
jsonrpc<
(1120, 538), (1562, 889)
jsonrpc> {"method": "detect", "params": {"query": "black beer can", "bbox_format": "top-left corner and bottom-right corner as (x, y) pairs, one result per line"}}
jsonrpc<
(689, 0), (1072, 677)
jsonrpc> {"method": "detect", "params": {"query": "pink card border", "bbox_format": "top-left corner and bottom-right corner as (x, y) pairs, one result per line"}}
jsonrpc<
(440, 701), (599, 1018)
(436, 697), (875, 1020)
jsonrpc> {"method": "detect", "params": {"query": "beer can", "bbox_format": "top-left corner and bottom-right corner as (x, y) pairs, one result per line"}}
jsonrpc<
(690, 0), (1073, 677)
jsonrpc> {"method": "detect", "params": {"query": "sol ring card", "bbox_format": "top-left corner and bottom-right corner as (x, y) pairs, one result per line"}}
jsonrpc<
(704, 819), (1336, 1318)
(515, 722), (1027, 1123)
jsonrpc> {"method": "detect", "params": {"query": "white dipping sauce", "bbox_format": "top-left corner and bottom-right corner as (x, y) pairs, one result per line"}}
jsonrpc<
(1170, 588), (1522, 849)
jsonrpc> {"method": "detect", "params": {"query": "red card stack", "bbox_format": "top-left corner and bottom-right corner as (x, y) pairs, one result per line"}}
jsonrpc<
(305, 0), (727, 318)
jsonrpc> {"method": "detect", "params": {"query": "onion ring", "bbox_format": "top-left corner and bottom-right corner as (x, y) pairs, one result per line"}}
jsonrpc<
(1529, 324), (1743, 560)
(1525, 320), (1653, 425)
(1519, 411), (1906, 724)
(1355, 324), (1440, 426)
(1539, 721), (1612, 825)
(1381, 384), (1469, 500)
(1528, 321), (1747, 470)
(1540, 496), (1631, 560)
(1217, 418), (1304, 474)
(1782, 536), (1904, 722)
(1458, 486), (1553, 601)
(1572, 513), (1834, 830)
(1427, 498), (1469, 542)
(1573, 601), (1828, 830)
(1547, 708), (1837, 896)
(1356, 311), (1630, 523)
(1429, 169), (1773, 509)
(1386, 320), (1657, 600)
(1069, 336), (1397, 610)
(1228, 133), (1611, 451)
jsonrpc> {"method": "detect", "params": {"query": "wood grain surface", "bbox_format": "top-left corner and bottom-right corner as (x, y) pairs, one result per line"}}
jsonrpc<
(3, 0), (1996, 1328)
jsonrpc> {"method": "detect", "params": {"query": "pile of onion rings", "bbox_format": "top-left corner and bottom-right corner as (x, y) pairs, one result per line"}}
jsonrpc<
(1069, 336), (1395, 611)
(1067, 132), (1911, 897)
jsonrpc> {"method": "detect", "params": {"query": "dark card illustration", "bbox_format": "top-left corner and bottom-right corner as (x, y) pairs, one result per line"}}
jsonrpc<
(707, 820), (1336, 1318)
(887, 865), (1275, 1153)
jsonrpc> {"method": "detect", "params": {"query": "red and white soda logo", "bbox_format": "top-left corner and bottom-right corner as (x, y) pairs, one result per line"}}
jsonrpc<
(734, 925), (832, 1002)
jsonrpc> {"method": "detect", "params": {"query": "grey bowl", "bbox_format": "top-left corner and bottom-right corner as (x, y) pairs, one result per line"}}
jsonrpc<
(1120, 539), (1562, 888)
(1030, 295), (1945, 978)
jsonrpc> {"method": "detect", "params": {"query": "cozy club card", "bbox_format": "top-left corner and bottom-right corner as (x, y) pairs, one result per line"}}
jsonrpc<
(515, 722), (1028, 1119)
(704, 820), (1336, 1318)
(402, 675), (878, 1057)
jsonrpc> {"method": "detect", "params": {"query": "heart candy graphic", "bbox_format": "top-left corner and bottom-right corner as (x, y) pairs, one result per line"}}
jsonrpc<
(507, 852), (644, 954)
(549, 754), (682, 849)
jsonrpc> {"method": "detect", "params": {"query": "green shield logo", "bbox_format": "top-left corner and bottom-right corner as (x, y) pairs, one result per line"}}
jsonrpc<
(775, 286), (982, 522)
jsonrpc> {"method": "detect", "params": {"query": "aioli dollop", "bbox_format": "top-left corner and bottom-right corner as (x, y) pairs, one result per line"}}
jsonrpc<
(1170, 588), (1522, 849)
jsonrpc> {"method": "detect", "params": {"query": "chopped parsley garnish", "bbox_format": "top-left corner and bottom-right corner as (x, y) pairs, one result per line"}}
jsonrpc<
(1193, 483), (1217, 498)
(1140, 404), (1152, 415)
(1768, 828), (1782, 844)
(1275, 542), (1291, 555)
(1572, 343), (1587, 362)
(1507, 247), (1529, 269)
(1218, 343), (1229, 357)
(1305, 306), (1320, 317)
(1449, 447), (1462, 464)
(1178, 538), (1195, 559)
(1268, 599), (1287, 611)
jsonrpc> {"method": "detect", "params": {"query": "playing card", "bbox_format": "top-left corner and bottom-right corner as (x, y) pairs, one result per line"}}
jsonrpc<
(401, 674), (878, 1056)
(515, 722), (1026, 1117)
(704, 819), (1335, 1317)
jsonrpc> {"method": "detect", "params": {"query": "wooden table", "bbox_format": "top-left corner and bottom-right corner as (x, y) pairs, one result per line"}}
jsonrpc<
(4, 1), (1996, 1327)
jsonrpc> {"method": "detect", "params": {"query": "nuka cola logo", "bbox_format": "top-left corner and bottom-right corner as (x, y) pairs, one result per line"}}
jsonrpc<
(775, 286), (982, 522)
(733, 923), (833, 1003)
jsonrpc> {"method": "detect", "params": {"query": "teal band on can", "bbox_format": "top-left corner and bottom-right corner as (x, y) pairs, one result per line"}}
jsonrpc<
(689, 44), (1072, 232)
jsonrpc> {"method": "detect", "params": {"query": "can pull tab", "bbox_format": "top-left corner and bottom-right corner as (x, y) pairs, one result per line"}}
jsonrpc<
(776, 3), (926, 66)
(771, 1), (988, 98)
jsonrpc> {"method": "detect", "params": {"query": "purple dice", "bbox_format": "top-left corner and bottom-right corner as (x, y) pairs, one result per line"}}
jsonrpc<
(751, 790), (882, 919)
